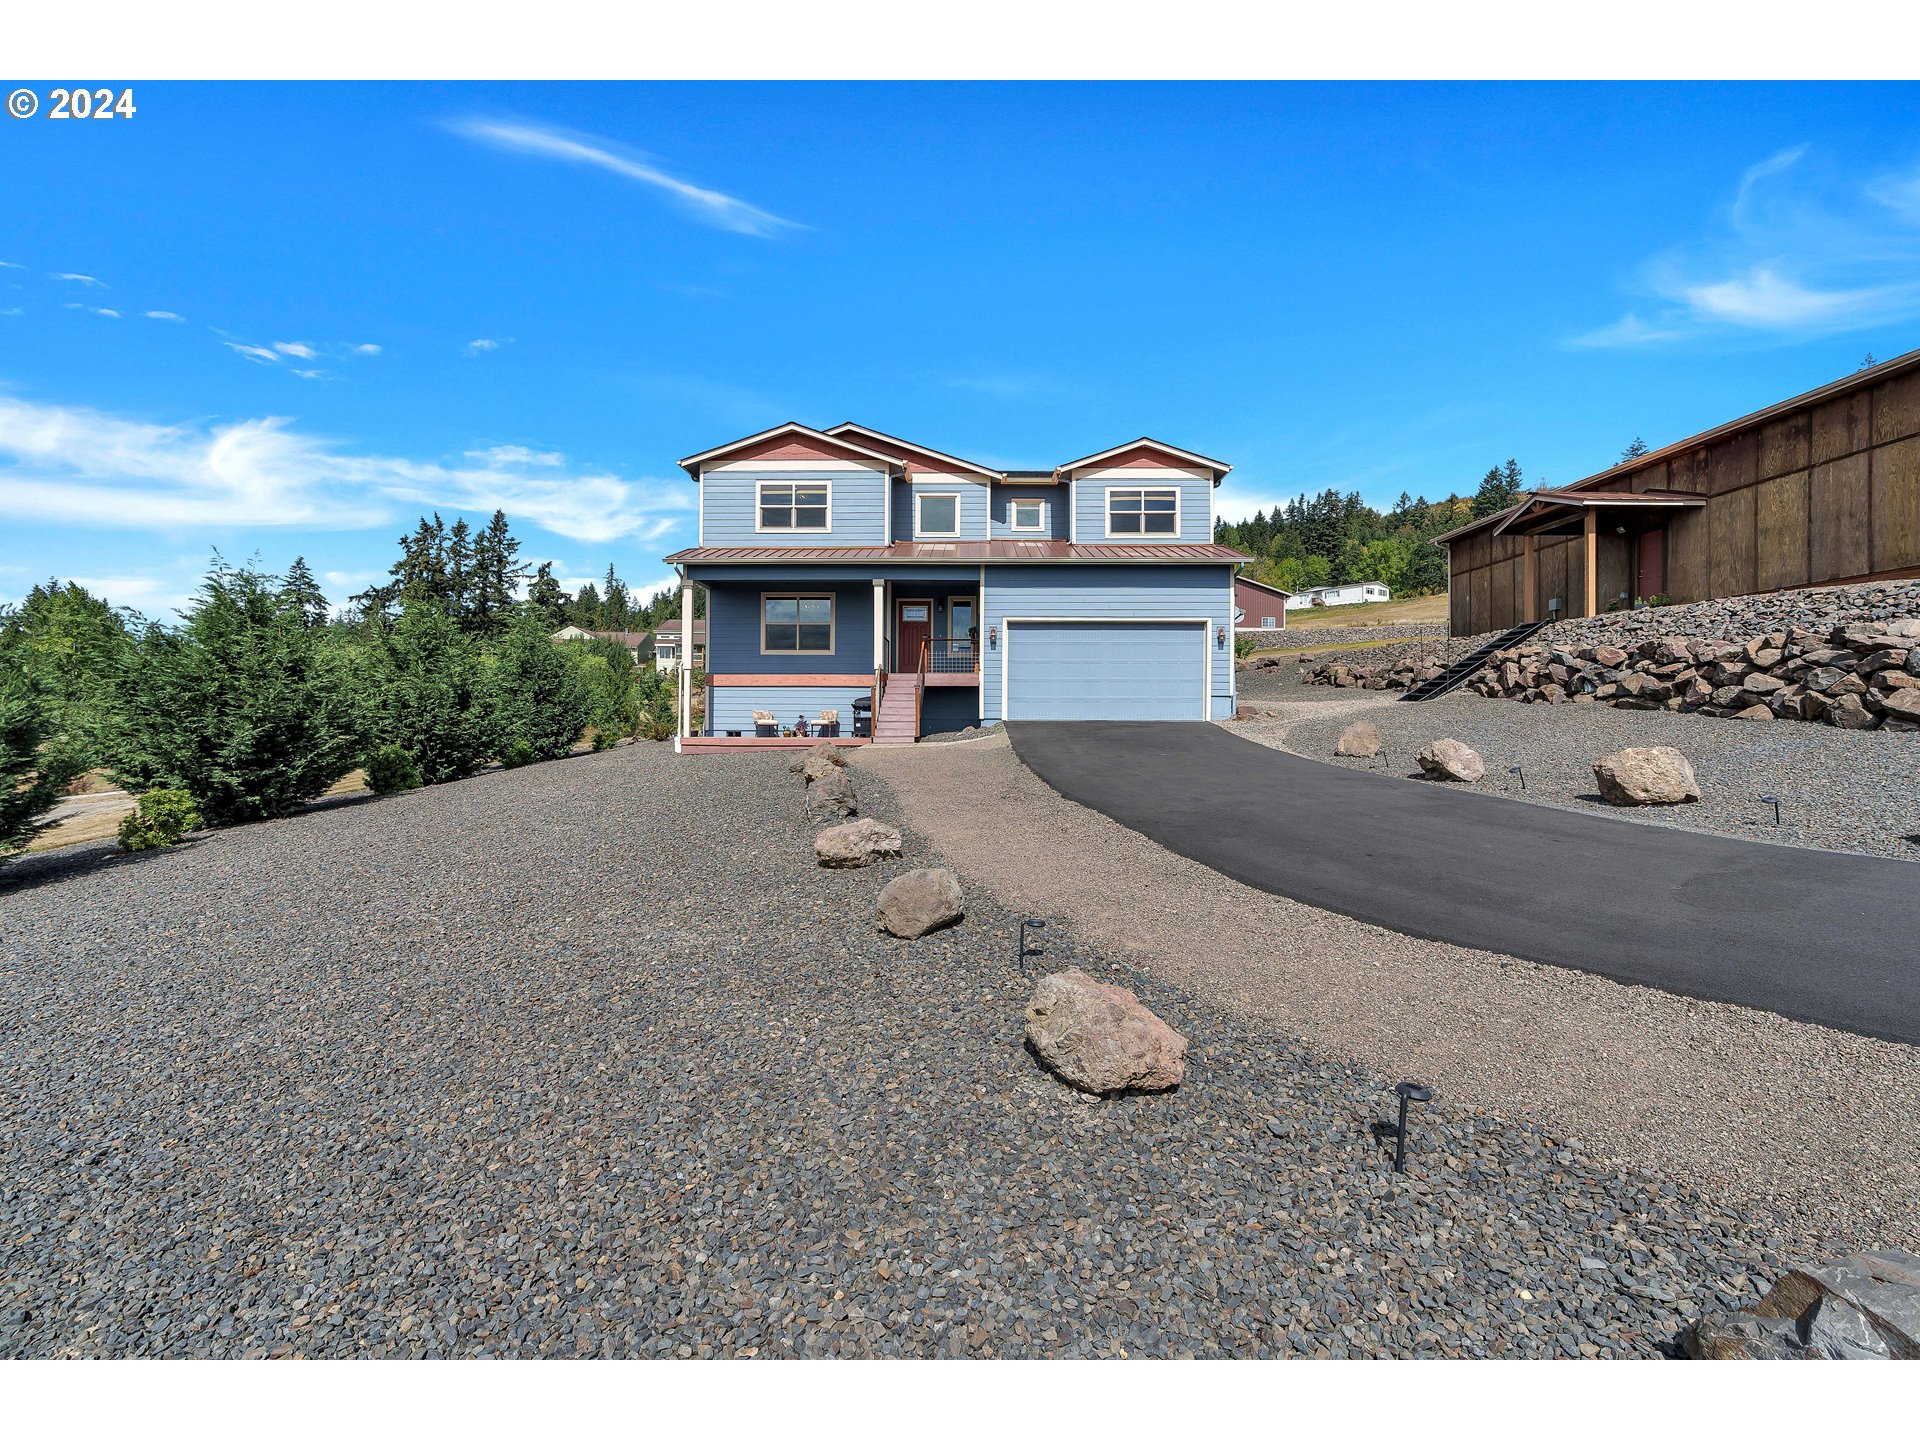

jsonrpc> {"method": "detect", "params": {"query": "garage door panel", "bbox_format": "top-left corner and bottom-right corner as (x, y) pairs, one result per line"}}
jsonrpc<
(1006, 620), (1206, 721)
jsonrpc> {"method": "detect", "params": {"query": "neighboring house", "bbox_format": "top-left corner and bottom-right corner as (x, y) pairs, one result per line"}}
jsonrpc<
(551, 626), (654, 663)
(651, 618), (707, 672)
(1433, 346), (1920, 634)
(661, 422), (1248, 747)
(1233, 576), (1292, 632)
(1286, 582), (1390, 610)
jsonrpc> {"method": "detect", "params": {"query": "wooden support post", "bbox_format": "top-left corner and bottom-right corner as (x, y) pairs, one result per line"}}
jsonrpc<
(1583, 509), (1599, 618)
(1523, 534), (1537, 623)
(679, 574), (695, 739)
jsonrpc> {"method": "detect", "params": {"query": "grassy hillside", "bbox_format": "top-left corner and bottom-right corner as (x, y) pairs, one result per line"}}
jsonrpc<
(1283, 593), (1447, 630)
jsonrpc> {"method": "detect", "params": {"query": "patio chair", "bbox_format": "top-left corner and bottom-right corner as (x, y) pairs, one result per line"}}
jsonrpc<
(817, 709), (840, 738)
(752, 709), (778, 739)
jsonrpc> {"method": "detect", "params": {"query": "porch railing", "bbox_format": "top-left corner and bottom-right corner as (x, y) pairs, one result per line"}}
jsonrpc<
(924, 637), (980, 674)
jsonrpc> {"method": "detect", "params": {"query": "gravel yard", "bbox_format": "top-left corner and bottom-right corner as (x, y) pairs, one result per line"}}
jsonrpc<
(1262, 690), (1920, 861)
(0, 741), (1823, 1358)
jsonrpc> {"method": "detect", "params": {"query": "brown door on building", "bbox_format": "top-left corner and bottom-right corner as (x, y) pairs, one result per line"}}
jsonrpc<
(896, 601), (932, 671)
(1635, 527), (1666, 602)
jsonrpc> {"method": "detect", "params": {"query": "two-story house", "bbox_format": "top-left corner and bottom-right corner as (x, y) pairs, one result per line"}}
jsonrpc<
(661, 423), (1248, 747)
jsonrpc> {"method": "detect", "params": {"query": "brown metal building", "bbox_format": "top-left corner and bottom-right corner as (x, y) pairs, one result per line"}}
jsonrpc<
(1435, 347), (1920, 636)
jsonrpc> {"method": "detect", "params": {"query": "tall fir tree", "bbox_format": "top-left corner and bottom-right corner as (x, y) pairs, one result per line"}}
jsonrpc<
(526, 562), (568, 631)
(281, 556), (332, 630)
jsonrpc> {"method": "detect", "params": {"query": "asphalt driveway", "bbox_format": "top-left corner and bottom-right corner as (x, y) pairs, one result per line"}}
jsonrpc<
(1007, 721), (1920, 1046)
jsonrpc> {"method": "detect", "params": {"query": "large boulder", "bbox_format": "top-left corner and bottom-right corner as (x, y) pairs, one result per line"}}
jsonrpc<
(798, 743), (846, 784)
(813, 818), (901, 868)
(1688, 1250), (1920, 1360)
(1335, 719), (1382, 758)
(1024, 969), (1187, 1095)
(804, 766), (859, 821)
(1826, 692), (1880, 730)
(1591, 746), (1701, 806)
(1416, 738), (1484, 782)
(1877, 688), (1920, 725)
(876, 867), (965, 939)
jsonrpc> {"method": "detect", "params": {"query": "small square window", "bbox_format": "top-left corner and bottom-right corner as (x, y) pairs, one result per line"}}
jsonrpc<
(1009, 498), (1045, 532)
(917, 492), (960, 537)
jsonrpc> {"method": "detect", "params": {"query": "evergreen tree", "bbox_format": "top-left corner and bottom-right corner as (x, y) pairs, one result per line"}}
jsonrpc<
(526, 562), (569, 631)
(491, 613), (590, 764)
(0, 579), (136, 768)
(471, 510), (526, 635)
(0, 663), (85, 863)
(1619, 436), (1650, 464)
(281, 556), (331, 630)
(446, 518), (474, 626)
(112, 563), (360, 825)
(372, 600), (495, 785)
(1471, 462), (1525, 519)
(569, 582), (601, 629)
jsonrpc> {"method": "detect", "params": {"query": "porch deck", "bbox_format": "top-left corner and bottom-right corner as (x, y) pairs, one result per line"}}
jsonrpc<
(680, 736), (872, 752)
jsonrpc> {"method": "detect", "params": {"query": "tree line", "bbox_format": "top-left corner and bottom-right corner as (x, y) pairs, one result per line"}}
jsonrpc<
(2, 511), (688, 864)
(1212, 461), (1529, 599)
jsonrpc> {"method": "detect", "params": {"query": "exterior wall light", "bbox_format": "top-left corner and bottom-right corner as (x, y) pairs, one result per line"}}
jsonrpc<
(1216, 625), (1226, 647)
(988, 625), (998, 649)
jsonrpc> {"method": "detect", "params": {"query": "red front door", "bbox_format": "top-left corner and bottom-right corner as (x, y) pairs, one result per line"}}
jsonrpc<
(896, 600), (932, 672)
(1636, 528), (1666, 602)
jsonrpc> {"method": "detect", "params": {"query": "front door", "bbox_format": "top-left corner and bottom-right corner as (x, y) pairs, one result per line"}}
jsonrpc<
(896, 600), (932, 672)
(1635, 527), (1666, 602)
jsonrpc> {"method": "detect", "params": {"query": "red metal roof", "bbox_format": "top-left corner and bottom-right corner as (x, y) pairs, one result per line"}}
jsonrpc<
(663, 540), (1249, 565)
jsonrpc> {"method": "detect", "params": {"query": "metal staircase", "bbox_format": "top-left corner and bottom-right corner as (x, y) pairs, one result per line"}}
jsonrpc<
(1399, 619), (1552, 702)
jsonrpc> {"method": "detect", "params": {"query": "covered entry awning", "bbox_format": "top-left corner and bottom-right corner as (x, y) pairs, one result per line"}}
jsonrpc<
(1491, 487), (1705, 538)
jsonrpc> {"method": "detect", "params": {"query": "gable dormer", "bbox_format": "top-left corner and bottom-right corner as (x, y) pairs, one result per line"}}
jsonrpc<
(680, 423), (900, 547)
(1056, 437), (1231, 544)
(825, 423), (998, 541)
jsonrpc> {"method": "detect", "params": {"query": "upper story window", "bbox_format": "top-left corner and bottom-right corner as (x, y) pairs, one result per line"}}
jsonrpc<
(1106, 487), (1178, 537)
(1009, 497), (1045, 532)
(757, 480), (830, 531)
(916, 492), (961, 538)
(762, 594), (834, 653)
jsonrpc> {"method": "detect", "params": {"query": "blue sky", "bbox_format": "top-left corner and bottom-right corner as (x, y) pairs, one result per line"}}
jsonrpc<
(5, 81), (1920, 618)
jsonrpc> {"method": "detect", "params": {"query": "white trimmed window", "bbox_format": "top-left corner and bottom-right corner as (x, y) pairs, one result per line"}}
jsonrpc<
(1009, 497), (1045, 532)
(757, 481), (830, 531)
(762, 594), (834, 653)
(1260, 615), (1278, 628)
(916, 492), (961, 537)
(1106, 487), (1178, 537)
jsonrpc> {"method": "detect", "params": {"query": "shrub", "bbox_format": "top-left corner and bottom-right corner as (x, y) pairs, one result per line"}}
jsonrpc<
(109, 564), (359, 826)
(117, 788), (202, 851)
(1, 670), (85, 863)
(489, 612), (590, 765)
(370, 600), (496, 785)
(636, 713), (676, 742)
(361, 743), (423, 795)
(1234, 634), (1256, 661)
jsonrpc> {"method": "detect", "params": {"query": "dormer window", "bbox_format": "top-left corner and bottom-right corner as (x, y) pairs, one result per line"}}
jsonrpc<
(757, 481), (830, 531)
(1009, 497), (1045, 532)
(916, 492), (961, 538)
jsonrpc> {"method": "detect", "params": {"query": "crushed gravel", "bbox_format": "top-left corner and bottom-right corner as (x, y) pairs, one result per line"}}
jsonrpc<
(855, 734), (1920, 1265)
(0, 740), (1834, 1358)
(1242, 621), (1447, 652)
(1258, 690), (1920, 861)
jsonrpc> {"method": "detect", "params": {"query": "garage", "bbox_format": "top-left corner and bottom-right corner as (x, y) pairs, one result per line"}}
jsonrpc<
(1003, 618), (1209, 721)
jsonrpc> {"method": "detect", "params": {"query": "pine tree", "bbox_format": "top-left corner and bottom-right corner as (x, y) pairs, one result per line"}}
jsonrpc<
(372, 599), (495, 785)
(570, 582), (601, 629)
(1619, 437), (1650, 464)
(446, 519), (474, 628)
(0, 662), (85, 863)
(112, 563), (360, 824)
(470, 510), (526, 635)
(281, 556), (331, 630)
(1471, 463), (1526, 519)
(526, 562), (568, 631)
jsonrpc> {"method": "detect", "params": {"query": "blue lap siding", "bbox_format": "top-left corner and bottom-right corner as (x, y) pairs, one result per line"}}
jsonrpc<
(706, 684), (870, 737)
(700, 469), (888, 547)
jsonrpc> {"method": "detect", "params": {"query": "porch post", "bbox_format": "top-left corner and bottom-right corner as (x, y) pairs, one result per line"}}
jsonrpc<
(872, 578), (885, 673)
(679, 571), (695, 739)
(1582, 509), (1599, 618)
(1522, 534), (1537, 623)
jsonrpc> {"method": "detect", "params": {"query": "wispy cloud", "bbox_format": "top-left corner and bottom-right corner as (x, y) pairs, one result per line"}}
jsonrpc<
(146, 310), (184, 321)
(53, 272), (104, 287)
(0, 393), (694, 544)
(448, 118), (799, 238)
(0, 260), (23, 269)
(1571, 145), (1920, 348)
(225, 341), (283, 365)
(273, 340), (317, 359)
(350, 342), (381, 356)
(292, 369), (325, 380)
(465, 337), (507, 356)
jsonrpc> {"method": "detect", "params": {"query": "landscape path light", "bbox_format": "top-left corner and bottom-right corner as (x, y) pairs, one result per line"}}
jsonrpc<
(1508, 764), (1526, 790)
(1017, 917), (1046, 974)
(1761, 794), (1782, 826)
(1392, 1082), (1433, 1175)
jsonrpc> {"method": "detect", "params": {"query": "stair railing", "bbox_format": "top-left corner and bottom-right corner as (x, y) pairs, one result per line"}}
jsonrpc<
(914, 639), (928, 739)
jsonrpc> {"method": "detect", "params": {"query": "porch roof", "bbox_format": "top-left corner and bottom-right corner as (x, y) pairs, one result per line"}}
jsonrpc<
(1490, 487), (1707, 538)
(663, 540), (1250, 564)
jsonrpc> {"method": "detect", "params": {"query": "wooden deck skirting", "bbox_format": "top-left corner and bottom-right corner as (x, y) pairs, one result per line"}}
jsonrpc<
(680, 736), (871, 751)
